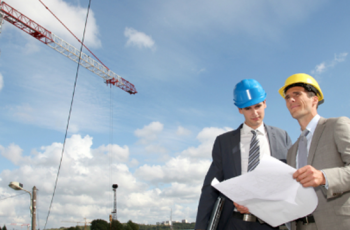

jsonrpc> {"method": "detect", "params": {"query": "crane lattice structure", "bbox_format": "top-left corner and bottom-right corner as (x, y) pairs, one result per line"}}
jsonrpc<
(169, 209), (173, 230)
(0, 1), (137, 94)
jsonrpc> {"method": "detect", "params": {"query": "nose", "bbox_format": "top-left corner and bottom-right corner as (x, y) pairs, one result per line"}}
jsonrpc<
(286, 97), (295, 103)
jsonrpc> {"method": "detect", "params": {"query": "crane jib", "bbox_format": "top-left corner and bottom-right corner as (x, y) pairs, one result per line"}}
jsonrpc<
(0, 1), (137, 95)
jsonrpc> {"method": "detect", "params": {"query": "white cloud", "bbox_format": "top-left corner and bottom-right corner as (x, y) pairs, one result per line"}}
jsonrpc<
(135, 121), (164, 144)
(311, 52), (348, 75)
(313, 62), (326, 74)
(92, 144), (129, 163)
(176, 126), (191, 136)
(0, 73), (3, 91)
(334, 52), (348, 62)
(0, 143), (24, 165)
(124, 27), (155, 49)
(180, 127), (232, 158)
(0, 125), (231, 226)
(135, 156), (210, 184)
(5, 0), (101, 48)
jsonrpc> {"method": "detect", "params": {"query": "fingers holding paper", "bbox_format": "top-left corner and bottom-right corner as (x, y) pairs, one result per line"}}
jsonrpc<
(293, 165), (325, 187)
(234, 202), (250, 214)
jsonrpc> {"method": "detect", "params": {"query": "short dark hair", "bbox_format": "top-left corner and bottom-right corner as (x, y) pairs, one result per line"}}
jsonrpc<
(284, 82), (324, 106)
(284, 83), (319, 98)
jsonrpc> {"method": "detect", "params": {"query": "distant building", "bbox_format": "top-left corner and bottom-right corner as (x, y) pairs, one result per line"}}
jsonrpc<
(182, 219), (188, 223)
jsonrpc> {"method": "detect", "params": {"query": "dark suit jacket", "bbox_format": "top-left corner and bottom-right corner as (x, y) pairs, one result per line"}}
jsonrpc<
(287, 117), (350, 230)
(195, 124), (292, 230)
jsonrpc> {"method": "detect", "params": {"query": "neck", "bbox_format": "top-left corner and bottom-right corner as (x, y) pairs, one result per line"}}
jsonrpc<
(244, 122), (263, 130)
(298, 112), (318, 131)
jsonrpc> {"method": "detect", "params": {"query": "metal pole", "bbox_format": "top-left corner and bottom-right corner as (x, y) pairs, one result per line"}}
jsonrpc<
(32, 186), (37, 230)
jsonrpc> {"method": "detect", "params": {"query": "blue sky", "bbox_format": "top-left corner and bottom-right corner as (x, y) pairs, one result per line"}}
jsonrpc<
(0, 0), (349, 227)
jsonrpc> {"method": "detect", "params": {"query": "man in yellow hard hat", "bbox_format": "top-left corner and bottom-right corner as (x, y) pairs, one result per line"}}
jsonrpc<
(279, 73), (350, 230)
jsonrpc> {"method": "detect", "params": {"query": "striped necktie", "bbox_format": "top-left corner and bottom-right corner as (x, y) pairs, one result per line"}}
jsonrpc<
(248, 130), (260, 172)
(298, 129), (310, 168)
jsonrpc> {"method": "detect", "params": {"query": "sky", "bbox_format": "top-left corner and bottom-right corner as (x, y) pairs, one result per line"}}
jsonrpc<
(0, 0), (350, 228)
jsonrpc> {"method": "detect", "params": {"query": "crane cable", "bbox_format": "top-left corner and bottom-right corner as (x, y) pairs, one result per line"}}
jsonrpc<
(109, 86), (114, 214)
(38, 0), (108, 70)
(43, 0), (92, 229)
(0, 192), (27, 201)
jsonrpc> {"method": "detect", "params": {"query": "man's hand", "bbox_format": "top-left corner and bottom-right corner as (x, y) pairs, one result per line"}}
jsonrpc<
(293, 165), (325, 187)
(233, 202), (250, 214)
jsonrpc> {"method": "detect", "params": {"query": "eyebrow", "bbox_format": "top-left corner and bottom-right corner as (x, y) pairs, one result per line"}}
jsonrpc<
(285, 91), (301, 98)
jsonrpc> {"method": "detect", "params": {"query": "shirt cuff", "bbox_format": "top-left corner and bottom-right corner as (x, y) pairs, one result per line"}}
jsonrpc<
(321, 170), (329, 189)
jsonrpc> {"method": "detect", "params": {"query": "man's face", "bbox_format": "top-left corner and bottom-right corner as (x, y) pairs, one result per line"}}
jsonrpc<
(284, 86), (318, 120)
(238, 101), (266, 129)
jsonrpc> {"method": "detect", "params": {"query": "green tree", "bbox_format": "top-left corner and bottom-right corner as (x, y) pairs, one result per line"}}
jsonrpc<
(124, 225), (132, 230)
(126, 221), (139, 230)
(66, 226), (80, 230)
(111, 220), (123, 230)
(91, 219), (109, 230)
(3, 225), (7, 230)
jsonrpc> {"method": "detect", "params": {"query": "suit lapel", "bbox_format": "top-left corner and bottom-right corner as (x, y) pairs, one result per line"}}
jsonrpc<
(265, 125), (276, 157)
(288, 142), (298, 168)
(231, 125), (242, 176)
(308, 117), (327, 165)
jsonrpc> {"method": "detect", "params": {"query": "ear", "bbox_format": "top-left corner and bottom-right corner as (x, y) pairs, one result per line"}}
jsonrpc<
(312, 96), (318, 107)
(238, 108), (243, 114)
(263, 100), (267, 108)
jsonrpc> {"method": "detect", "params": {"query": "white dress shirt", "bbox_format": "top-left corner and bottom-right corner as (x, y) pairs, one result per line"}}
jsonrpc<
(240, 122), (271, 174)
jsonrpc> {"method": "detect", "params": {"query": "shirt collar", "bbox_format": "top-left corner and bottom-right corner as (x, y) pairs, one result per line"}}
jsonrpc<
(304, 114), (320, 136)
(242, 122), (266, 135)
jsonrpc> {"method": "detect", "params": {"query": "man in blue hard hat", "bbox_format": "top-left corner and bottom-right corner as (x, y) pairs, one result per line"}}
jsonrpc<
(195, 79), (292, 230)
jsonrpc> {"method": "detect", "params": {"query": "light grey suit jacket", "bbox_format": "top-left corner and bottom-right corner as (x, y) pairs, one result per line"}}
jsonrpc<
(287, 117), (350, 230)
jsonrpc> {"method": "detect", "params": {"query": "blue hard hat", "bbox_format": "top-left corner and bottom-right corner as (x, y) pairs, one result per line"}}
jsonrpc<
(233, 79), (267, 108)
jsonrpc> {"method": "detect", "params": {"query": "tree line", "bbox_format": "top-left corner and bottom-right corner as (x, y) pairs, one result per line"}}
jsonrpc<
(1, 220), (194, 230)
(87, 219), (138, 230)
(138, 223), (195, 230)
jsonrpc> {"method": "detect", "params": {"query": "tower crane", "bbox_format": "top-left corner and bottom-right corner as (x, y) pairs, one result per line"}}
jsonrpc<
(0, 1), (137, 94)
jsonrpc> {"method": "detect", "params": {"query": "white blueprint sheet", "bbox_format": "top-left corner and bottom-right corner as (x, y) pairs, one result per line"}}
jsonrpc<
(211, 156), (318, 227)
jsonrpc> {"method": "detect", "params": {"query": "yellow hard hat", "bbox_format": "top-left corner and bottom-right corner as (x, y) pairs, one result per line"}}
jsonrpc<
(279, 73), (324, 104)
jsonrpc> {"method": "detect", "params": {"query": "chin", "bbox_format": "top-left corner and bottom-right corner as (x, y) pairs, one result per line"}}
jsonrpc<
(291, 113), (300, 119)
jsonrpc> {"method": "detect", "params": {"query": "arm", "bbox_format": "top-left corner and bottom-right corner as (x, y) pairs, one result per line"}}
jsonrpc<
(293, 117), (350, 198)
(195, 137), (224, 229)
(322, 117), (350, 198)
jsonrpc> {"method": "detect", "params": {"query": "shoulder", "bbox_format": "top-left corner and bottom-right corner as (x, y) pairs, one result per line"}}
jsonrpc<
(321, 116), (350, 126)
(217, 129), (239, 139)
(215, 125), (242, 141)
(265, 125), (288, 135)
